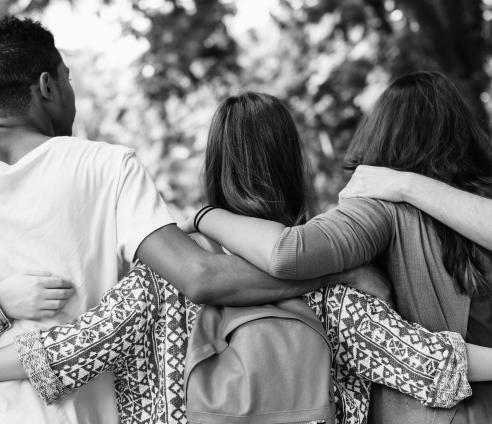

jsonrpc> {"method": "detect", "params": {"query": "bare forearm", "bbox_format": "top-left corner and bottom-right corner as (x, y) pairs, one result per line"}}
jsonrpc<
(137, 224), (386, 306)
(403, 174), (492, 250)
(467, 343), (492, 381)
(198, 209), (284, 273)
(195, 253), (333, 306)
(0, 344), (26, 380)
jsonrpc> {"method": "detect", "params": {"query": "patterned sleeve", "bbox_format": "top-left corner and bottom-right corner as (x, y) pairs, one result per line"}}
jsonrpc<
(14, 261), (162, 404)
(326, 285), (471, 408)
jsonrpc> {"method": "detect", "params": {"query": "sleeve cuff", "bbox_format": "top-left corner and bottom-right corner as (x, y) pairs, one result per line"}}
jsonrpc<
(0, 306), (12, 334)
(15, 330), (69, 404)
(425, 331), (472, 408)
(269, 227), (299, 279)
(128, 220), (176, 263)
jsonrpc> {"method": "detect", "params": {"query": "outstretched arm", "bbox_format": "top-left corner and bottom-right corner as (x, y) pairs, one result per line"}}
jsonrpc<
(327, 285), (490, 409)
(189, 198), (393, 280)
(339, 165), (492, 250)
(0, 345), (23, 379)
(1, 278), (492, 404)
(136, 224), (369, 305)
(0, 263), (165, 401)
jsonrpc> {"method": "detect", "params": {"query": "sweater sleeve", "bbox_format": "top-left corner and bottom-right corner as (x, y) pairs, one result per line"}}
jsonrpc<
(270, 198), (393, 279)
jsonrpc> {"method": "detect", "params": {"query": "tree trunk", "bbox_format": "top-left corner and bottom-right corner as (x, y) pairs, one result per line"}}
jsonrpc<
(396, 0), (490, 132)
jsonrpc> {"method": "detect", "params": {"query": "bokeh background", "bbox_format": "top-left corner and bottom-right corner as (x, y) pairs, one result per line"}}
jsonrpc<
(2, 0), (492, 217)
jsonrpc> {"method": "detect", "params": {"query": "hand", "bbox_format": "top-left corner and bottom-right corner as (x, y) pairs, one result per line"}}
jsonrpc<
(343, 264), (393, 303)
(0, 273), (74, 320)
(339, 165), (412, 203)
(179, 214), (196, 234)
(189, 232), (223, 254)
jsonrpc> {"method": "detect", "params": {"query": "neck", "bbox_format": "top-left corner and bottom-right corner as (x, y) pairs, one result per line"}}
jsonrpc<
(0, 117), (53, 165)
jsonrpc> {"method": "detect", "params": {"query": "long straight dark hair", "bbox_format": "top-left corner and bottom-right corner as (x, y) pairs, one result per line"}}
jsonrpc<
(345, 71), (492, 297)
(205, 92), (311, 227)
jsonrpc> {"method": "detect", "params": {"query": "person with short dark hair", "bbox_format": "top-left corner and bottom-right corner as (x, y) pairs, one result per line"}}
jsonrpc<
(0, 16), (74, 132)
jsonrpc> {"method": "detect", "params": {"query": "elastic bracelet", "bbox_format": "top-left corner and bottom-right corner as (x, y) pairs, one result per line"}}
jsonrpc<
(195, 206), (217, 232)
(194, 205), (214, 232)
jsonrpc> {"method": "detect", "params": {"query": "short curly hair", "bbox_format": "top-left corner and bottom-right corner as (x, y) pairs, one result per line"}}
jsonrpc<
(0, 16), (62, 115)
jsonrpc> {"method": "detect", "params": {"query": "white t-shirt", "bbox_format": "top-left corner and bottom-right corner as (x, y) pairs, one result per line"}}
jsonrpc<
(0, 137), (174, 424)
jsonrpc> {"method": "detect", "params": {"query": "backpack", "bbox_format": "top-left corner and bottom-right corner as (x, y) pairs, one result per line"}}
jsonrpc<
(184, 298), (335, 424)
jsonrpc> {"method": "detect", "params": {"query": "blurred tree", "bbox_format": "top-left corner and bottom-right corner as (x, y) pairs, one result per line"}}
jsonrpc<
(254, 0), (492, 205)
(130, 0), (239, 104)
(389, 0), (489, 127)
(1, 0), (492, 211)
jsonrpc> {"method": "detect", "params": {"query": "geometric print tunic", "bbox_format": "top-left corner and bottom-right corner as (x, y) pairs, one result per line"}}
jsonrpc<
(14, 262), (471, 424)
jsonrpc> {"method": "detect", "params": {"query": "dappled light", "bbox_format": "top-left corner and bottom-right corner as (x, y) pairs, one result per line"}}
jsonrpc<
(3, 0), (492, 217)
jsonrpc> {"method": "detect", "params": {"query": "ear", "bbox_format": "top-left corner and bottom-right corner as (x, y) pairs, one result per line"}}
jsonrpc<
(38, 72), (54, 100)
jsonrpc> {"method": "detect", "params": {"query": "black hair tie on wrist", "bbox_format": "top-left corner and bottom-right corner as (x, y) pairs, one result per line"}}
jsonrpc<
(194, 205), (216, 232)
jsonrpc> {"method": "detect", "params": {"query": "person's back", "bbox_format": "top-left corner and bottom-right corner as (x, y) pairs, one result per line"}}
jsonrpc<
(0, 17), (176, 423)
(0, 136), (168, 423)
(367, 201), (492, 424)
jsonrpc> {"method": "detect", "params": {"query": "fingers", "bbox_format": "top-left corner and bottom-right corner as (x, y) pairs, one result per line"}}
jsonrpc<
(41, 299), (67, 311)
(339, 183), (361, 200)
(26, 271), (53, 278)
(45, 288), (75, 300)
(38, 310), (58, 319)
(338, 188), (348, 200)
(179, 215), (197, 234)
(40, 287), (75, 312)
(41, 277), (73, 289)
(189, 233), (223, 253)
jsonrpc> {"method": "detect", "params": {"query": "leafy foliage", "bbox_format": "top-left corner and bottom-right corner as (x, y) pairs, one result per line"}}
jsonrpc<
(2, 0), (492, 214)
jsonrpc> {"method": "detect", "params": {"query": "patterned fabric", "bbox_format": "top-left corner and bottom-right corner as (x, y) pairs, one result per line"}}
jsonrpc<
(16, 330), (69, 403)
(303, 288), (471, 424)
(15, 262), (471, 424)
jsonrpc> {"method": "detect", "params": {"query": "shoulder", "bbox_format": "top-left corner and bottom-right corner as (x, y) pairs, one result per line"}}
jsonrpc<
(334, 198), (428, 234)
(306, 198), (397, 239)
(337, 197), (425, 219)
(338, 196), (427, 220)
(329, 197), (396, 222)
(49, 137), (136, 176)
(45, 137), (141, 193)
(49, 136), (134, 160)
(337, 197), (393, 212)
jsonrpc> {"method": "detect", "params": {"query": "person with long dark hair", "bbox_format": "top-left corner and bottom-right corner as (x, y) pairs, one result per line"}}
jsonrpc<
(0, 89), (491, 424)
(190, 74), (492, 424)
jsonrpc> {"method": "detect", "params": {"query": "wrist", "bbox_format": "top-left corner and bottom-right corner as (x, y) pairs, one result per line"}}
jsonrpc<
(399, 172), (418, 202)
(194, 206), (216, 232)
(197, 208), (223, 235)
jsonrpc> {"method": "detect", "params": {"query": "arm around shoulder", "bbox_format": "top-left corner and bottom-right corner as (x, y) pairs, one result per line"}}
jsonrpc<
(341, 166), (492, 251)
(269, 198), (393, 280)
(402, 173), (492, 251)
(136, 224), (217, 304)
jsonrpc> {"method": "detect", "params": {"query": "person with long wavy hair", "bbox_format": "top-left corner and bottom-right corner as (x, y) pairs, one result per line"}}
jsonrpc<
(191, 75), (492, 424)
(0, 89), (491, 424)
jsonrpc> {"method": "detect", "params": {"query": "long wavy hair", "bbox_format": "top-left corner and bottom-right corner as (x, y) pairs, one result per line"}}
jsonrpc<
(205, 92), (312, 227)
(345, 71), (492, 297)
